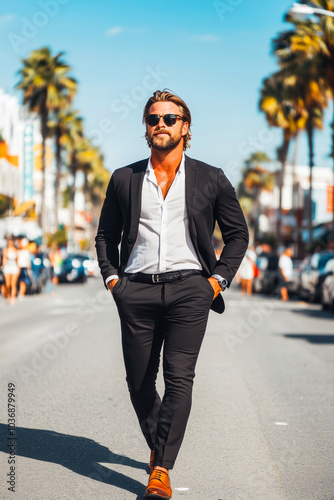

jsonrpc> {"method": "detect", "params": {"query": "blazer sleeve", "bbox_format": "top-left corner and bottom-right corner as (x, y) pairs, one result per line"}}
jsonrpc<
(213, 169), (249, 284)
(95, 172), (123, 287)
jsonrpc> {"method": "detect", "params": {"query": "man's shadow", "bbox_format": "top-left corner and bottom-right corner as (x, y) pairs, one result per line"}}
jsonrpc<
(0, 423), (147, 498)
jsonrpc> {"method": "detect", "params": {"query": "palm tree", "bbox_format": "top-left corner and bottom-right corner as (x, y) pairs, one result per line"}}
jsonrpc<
(303, 1), (334, 90)
(273, 22), (329, 246)
(64, 132), (110, 250)
(48, 106), (78, 228)
(84, 157), (110, 238)
(292, 1), (334, 243)
(60, 115), (107, 249)
(60, 113), (84, 247)
(238, 152), (274, 242)
(259, 71), (307, 244)
(81, 147), (107, 250)
(16, 47), (77, 235)
(81, 147), (104, 210)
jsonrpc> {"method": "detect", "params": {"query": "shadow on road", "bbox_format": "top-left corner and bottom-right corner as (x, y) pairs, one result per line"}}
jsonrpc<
(0, 424), (147, 498)
(283, 334), (334, 344)
(291, 307), (334, 319)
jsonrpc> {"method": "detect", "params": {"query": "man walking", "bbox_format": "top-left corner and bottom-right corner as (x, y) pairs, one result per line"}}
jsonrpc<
(95, 90), (249, 499)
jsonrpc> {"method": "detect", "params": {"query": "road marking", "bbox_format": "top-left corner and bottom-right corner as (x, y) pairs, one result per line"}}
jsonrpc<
(174, 487), (189, 492)
(275, 422), (288, 426)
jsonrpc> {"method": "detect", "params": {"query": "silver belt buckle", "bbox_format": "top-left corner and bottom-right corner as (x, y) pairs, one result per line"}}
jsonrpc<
(152, 273), (161, 283)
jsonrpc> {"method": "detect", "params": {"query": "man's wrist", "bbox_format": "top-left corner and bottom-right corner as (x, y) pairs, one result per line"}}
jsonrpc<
(211, 274), (228, 291)
(106, 274), (119, 286)
(107, 278), (119, 293)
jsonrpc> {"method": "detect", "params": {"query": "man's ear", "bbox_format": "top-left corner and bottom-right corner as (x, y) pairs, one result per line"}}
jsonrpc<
(181, 121), (189, 137)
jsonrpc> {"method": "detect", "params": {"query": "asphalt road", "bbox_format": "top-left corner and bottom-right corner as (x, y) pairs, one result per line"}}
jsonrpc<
(0, 278), (333, 500)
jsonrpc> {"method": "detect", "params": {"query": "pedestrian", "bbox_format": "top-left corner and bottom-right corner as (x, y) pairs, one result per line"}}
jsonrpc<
(2, 236), (20, 305)
(0, 246), (7, 299)
(49, 247), (62, 285)
(95, 90), (249, 499)
(278, 247), (293, 301)
(239, 249), (256, 295)
(17, 237), (32, 298)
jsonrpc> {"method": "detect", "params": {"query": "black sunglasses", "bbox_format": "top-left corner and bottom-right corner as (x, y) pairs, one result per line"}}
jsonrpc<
(145, 114), (184, 127)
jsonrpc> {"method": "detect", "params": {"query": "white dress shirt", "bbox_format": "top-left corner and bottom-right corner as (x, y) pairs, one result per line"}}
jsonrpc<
(105, 154), (202, 285)
(125, 154), (202, 273)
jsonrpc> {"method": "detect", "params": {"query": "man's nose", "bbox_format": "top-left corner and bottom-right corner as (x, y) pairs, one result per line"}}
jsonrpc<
(157, 116), (165, 127)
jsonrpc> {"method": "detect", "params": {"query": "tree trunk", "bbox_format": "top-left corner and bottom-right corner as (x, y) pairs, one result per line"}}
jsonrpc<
(291, 132), (299, 210)
(291, 132), (302, 257)
(54, 125), (62, 229)
(277, 134), (290, 247)
(306, 120), (314, 249)
(68, 162), (77, 252)
(39, 91), (48, 240)
(83, 173), (94, 252)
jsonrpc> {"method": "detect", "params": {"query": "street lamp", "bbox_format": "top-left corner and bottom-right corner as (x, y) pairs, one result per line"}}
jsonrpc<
(288, 2), (334, 19)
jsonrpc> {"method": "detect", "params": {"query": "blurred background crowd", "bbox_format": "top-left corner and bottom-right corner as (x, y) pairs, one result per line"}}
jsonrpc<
(0, 233), (98, 304)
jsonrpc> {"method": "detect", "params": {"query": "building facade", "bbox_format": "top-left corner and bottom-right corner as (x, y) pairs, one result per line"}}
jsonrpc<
(258, 163), (334, 244)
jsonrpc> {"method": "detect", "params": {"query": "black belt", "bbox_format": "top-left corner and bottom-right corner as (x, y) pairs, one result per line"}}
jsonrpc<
(124, 269), (202, 284)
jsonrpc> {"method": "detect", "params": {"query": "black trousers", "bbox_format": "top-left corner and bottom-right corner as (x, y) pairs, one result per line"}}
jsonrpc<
(112, 273), (214, 469)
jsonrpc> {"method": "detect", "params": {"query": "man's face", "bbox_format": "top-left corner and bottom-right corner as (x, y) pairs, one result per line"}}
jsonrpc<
(145, 101), (189, 151)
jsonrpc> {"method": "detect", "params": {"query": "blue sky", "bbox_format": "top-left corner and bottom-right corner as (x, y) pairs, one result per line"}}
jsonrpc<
(0, 0), (333, 185)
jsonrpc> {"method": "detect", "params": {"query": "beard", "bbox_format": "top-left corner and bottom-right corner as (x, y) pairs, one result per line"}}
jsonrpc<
(146, 132), (182, 151)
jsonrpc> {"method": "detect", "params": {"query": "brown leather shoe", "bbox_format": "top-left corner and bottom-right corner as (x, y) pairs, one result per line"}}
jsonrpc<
(144, 469), (172, 499)
(149, 450), (155, 474)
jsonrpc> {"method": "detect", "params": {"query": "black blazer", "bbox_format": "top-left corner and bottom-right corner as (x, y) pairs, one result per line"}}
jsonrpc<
(95, 155), (249, 313)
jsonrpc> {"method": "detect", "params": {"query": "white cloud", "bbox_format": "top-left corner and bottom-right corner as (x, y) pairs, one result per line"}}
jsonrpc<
(105, 26), (147, 37)
(190, 34), (220, 43)
(0, 14), (15, 26)
(106, 26), (123, 37)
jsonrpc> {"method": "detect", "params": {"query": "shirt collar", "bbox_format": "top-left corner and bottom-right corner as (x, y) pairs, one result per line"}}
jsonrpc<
(147, 153), (185, 176)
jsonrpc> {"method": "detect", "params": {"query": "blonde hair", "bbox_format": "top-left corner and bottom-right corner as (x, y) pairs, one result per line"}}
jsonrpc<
(143, 90), (192, 150)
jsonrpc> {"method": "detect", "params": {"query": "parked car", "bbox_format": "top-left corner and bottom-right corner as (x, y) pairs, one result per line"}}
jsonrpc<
(253, 253), (280, 294)
(299, 252), (334, 302)
(54, 253), (88, 283)
(80, 253), (99, 277)
(32, 251), (52, 290)
(320, 260), (334, 312)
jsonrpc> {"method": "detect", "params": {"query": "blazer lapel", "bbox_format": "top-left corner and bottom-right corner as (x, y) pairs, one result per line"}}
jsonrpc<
(185, 155), (198, 219)
(185, 155), (210, 275)
(128, 159), (147, 242)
